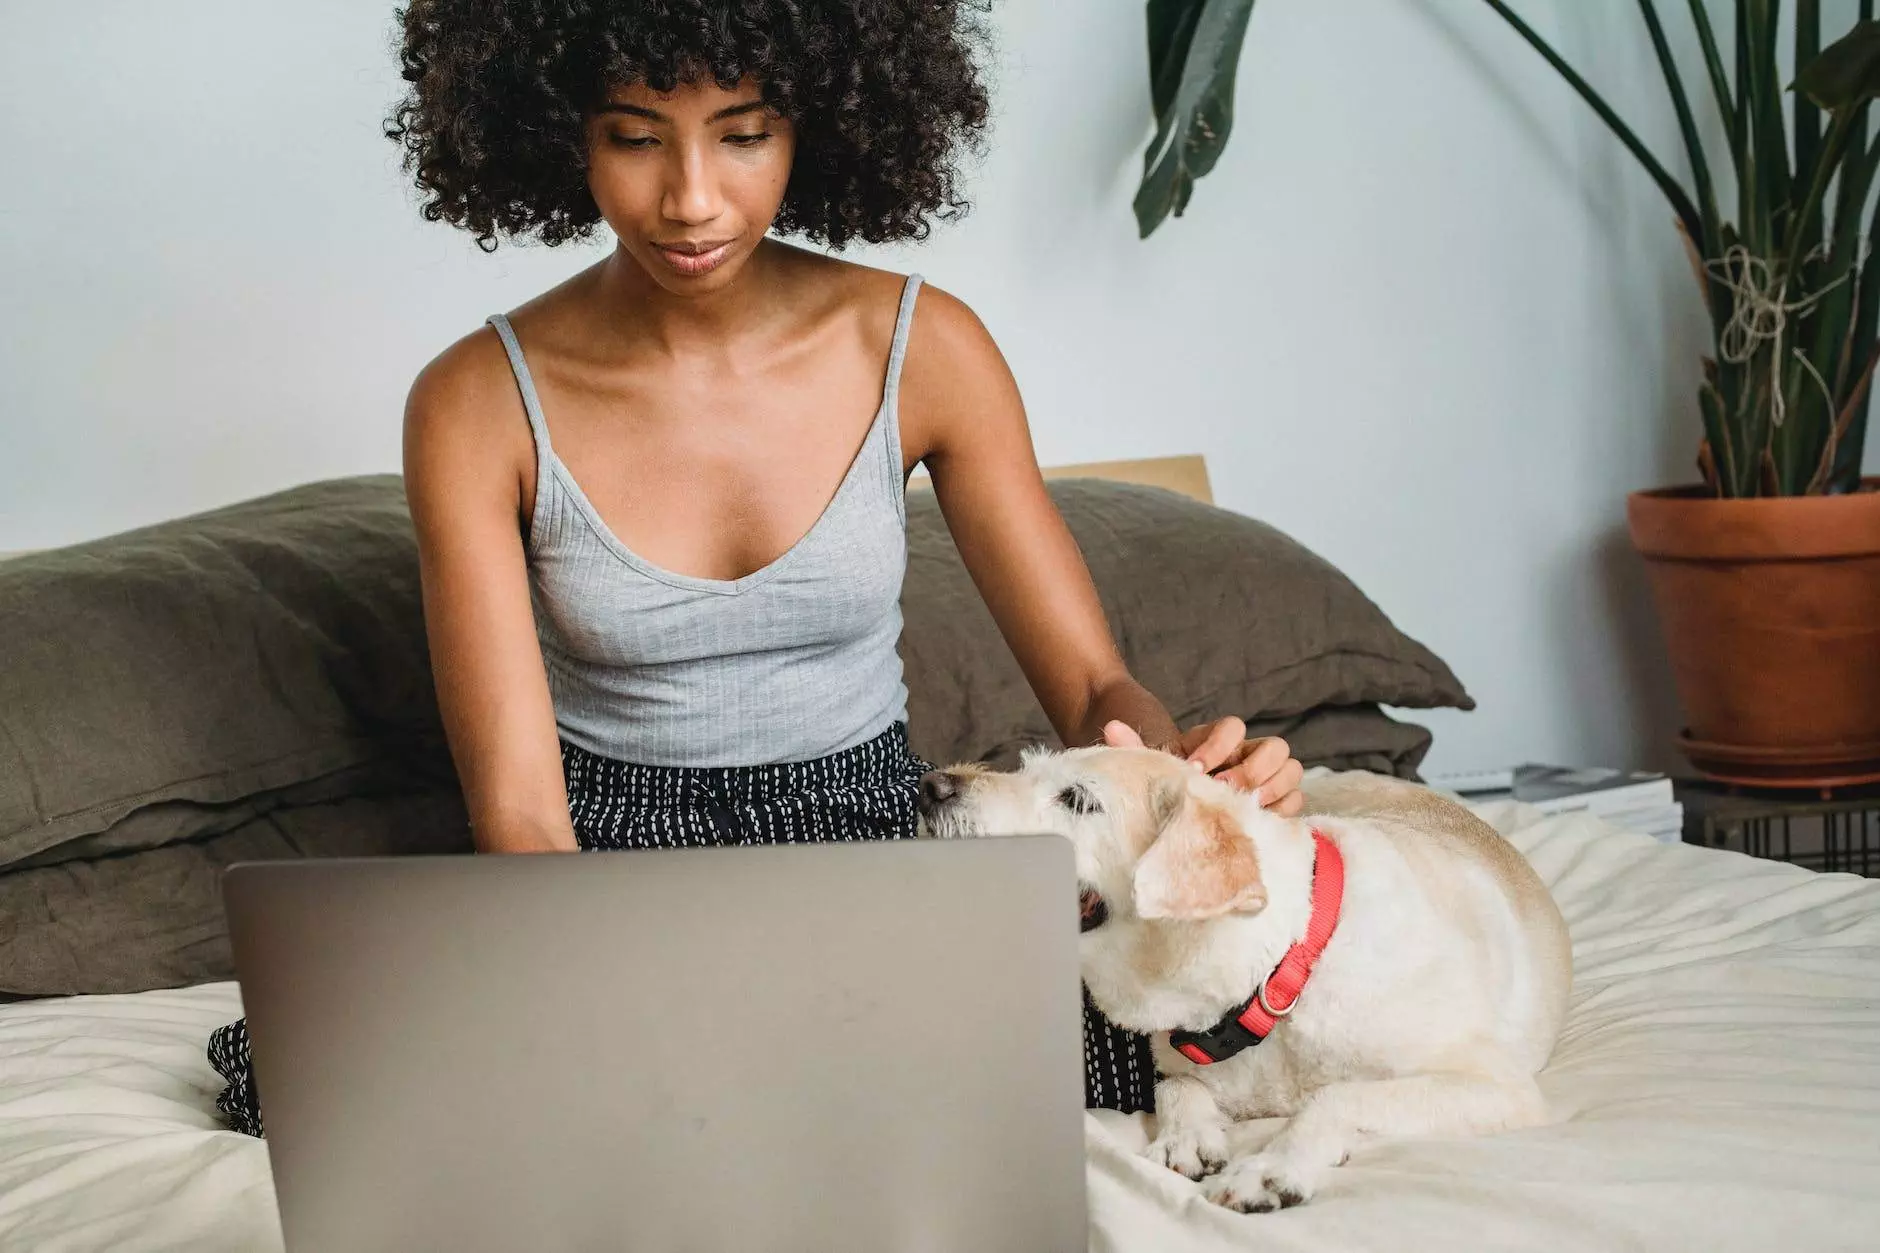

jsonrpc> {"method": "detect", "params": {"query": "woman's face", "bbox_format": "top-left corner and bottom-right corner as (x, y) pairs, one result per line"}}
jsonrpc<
(586, 76), (796, 295)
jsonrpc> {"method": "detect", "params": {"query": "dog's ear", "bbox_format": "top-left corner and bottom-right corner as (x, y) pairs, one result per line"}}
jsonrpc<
(1132, 777), (1266, 921)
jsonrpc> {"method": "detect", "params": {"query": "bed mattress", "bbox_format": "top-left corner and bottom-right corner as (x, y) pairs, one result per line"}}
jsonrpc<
(3, 802), (1877, 1252)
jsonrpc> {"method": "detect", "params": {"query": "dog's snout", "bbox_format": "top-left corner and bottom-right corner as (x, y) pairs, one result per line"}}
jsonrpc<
(917, 770), (960, 814)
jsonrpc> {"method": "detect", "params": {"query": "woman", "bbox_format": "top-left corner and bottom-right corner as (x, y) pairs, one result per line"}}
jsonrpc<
(209, 0), (1304, 1136)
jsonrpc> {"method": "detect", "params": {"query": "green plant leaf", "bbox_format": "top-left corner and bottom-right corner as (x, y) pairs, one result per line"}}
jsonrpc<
(1782, 106), (1860, 303)
(1849, 4), (1878, 214)
(1831, 70), (1874, 279)
(1684, 0), (1735, 147)
(1147, 0), (1205, 121)
(1709, 221), (1751, 494)
(1684, 0), (1744, 266)
(1803, 131), (1880, 389)
(1806, 343), (1878, 491)
(1843, 198), (1880, 488)
(1795, 0), (1823, 215)
(1736, 0), (1756, 246)
(1698, 373), (1735, 496)
(1794, 19), (1880, 109)
(1135, 0), (1259, 238)
(1747, 0), (1793, 255)
(1638, 0), (1720, 256)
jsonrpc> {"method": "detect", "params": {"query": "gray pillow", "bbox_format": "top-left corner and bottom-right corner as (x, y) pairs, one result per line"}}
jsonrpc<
(0, 705), (1423, 997)
(0, 477), (446, 870)
(901, 479), (1470, 768)
(1257, 704), (1436, 778)
(0, 474), (1464, 997)
(1, 474), (1468, 876)
(969, 702), (1433, 777)
(0, 786), (469, 997)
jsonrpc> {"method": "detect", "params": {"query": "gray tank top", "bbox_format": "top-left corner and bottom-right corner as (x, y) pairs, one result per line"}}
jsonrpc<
(485, 275), (922, 768)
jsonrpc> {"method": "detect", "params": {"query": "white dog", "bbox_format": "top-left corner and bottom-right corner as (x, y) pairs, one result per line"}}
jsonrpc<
(916, 747), (1571, 1212)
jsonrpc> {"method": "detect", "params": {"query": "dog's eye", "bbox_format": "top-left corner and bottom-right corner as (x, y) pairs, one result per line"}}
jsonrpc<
(1056, 784), (1102, 815)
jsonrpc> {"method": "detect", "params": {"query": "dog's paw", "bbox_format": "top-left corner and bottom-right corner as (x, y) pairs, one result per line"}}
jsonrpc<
(1203, 1153), (1316, 1214)
(1143, 1123), (1229, 1180)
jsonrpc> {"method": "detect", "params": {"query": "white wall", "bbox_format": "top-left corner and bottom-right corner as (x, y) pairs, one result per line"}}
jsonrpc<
(6, 1), (1867, 775)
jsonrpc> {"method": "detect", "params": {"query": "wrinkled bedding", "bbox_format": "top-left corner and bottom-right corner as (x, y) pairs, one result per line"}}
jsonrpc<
(3, 803), (1878, 1252)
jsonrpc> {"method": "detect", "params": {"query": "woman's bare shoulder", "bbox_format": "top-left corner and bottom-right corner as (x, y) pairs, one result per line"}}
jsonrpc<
(405, 322), (531, 452)
(903, 278), (1000, 363)
(401, 318), (539, 529)
(891, 276), (1028, 476)
(898, 280), (1016, 408)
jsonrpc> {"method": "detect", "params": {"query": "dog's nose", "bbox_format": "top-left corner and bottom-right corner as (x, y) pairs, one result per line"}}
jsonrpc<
(917, 770), (959, 814)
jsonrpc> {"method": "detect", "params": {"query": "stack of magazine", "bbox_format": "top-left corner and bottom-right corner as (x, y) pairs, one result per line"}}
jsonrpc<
(1431, 765), (1684, 843)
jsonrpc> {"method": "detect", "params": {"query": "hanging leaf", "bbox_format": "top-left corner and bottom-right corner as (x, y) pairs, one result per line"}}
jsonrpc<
(1795, 19), (1880, 110)
(1135, 0), (1259, 238)
(1147, 0), (1205, 120)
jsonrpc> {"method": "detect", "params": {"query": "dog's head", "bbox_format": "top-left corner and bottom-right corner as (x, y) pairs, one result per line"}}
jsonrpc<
(917, 746), (1271, 931)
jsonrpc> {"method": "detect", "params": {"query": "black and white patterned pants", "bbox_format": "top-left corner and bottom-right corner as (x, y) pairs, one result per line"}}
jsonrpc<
(207, 722), (1154, 1136)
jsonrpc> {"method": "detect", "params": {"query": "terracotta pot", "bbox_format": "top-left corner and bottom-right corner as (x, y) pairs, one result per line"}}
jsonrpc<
(1627, 478), (1880, 789)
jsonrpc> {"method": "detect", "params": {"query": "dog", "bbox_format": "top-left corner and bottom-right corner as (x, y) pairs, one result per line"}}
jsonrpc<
(916, 746), (1571, 1212)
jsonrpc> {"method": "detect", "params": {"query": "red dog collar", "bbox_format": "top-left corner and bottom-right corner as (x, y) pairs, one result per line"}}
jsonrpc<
(1168, 829), (1345, 1066)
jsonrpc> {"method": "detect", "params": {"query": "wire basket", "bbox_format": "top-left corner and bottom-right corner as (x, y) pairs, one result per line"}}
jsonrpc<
(1679, 780), (1880, 876)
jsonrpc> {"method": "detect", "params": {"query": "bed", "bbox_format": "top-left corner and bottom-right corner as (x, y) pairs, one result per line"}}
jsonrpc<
(4, 800), (1877, 1251)
(4, 460), (1876, 1250)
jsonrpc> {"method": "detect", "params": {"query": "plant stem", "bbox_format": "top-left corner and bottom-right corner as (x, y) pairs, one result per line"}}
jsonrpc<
(1685, 0), (1736, 148)
(1796, 0), (1823, 219)
(1478, 0), (1705, 248)
(1785, 109), (1858, 291)
(1737, 0), (1756, 248)
(1746, 0), (1794, 257)
(1639, 0), (1722, 255)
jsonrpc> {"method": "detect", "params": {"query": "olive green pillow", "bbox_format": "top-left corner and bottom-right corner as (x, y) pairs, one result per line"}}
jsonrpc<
(0, 706), (1421, 997)
(900, 478), (1471, 768)
(0, 473), (1467, 997)
(0, 477), (446, 871)
(0, 787), (468, 997)
(0, 474), (1468, 874)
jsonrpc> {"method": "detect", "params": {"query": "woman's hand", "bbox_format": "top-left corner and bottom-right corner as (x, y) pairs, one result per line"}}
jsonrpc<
(1102, 717), (1306, 816)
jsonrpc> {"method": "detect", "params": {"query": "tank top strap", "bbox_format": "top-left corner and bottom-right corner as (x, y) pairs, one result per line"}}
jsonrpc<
(878, 275), (923, 522)
(882, 274), (923, 410)
(485, 313), (556, 458)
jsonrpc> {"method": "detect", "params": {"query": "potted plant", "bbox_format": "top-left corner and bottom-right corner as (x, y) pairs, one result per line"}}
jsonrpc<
(1139, 1), (1880, 787)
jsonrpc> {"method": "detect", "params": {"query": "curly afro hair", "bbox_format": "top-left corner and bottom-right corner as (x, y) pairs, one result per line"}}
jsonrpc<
(385, 1), (992, 252)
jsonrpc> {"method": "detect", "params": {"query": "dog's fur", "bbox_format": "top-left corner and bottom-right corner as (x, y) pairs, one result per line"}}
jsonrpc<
(918, 748), (1571, 1212)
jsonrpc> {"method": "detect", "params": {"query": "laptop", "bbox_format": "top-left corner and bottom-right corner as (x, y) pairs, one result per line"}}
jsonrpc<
(222, 836), (1089, 1253)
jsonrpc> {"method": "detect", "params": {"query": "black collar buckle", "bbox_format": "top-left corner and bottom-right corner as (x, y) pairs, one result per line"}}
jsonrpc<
(1169, 1006), (1267, 1065)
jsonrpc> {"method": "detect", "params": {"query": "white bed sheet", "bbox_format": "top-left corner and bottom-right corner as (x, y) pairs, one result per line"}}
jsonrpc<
(3, 804), (1878, 1252)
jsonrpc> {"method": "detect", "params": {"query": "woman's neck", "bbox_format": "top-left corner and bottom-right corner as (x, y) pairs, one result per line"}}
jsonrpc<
(590, 238), (799, 359)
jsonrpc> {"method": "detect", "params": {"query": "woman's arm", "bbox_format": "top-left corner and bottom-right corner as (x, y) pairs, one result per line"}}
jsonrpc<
(403, 334), (581, 852)
(897, 287), (1303, 813)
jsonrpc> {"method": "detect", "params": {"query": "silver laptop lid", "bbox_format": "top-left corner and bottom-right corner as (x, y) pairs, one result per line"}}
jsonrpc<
(224, 836), (1088, 1253)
